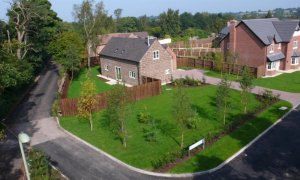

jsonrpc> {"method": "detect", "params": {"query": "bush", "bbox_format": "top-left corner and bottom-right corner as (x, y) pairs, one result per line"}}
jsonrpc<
(28, 149), (50, 180)
(0, 127), (6, 141)
(185, 115), (200, 129)
(258, 90), (280, 105)
(51, 99), (60, 116)
(172, 77), (201, 87)
(143, 119), (161, 142)
(151, 150), (184, 169)
(137, 109), (152, 124)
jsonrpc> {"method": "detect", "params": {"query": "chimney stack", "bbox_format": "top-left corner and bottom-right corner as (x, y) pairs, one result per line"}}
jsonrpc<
(147, 36), (150, 46)
(229, 20), (238, 53)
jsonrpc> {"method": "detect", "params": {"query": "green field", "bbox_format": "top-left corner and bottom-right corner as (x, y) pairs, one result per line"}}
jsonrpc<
(67, 66), (113, 98)
(59, 85), (288, 171)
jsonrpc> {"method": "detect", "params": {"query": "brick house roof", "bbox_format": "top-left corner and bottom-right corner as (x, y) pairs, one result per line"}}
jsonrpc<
(100, 37), (156, 62)
(98, 32), (149, 45)
(220, 18), (300, 45)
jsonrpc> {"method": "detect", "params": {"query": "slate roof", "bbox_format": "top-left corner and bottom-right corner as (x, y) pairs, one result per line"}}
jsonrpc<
(220, 18), (300, 46)
(292, 51), (300, 57)
(218, 26), (229, 41)
(267, 52), (285, 62)
(98, 32), (149, 45)
(100, 37), (155, 62)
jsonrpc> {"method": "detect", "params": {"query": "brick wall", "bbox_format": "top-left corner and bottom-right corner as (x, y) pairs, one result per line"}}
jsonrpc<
(234, 23), (267, 68)
(285, 33), (300, 70)
(139, 40), (173, 84)
(100, 56), (139, 85)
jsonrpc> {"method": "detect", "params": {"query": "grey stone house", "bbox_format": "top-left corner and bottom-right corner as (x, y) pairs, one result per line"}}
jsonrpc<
(100, 37), (176, 85)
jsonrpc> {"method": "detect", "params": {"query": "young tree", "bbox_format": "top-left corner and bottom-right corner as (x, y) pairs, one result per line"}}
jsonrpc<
(216, 76), (231, 125)
(239, 66), (253, 114)
(106, 84), (130, 148)
(48, 31), (84, 80)
(73, 0), (113, 68)
(77, 77), (97, 131)
(172, 85), (194, 149)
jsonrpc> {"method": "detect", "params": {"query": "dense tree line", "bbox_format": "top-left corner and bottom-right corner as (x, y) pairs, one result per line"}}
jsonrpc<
(0, 0), (62, 118)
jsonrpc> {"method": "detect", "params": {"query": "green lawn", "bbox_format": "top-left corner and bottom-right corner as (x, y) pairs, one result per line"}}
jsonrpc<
(59, 85), (281, 171)
(170, 100), (291, 173)
(253, 72), (300, 93)
(204, 70), (300, 93)
(204, 70), (240, 81)
(67, 66), (113, 98)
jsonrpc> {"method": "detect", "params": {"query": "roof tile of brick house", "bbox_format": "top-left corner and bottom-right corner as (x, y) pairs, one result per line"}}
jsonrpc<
(220, 18), (300, 76)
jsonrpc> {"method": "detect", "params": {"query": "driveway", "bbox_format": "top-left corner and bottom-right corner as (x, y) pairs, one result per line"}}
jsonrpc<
(1, 66), (300, 180)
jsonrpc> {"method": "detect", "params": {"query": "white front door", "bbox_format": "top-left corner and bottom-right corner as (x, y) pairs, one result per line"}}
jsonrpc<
(115, 66), (122, 80)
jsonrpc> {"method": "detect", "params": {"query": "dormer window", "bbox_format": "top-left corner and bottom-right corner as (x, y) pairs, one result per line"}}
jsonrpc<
(153, 50), (159, 60)
(293, 41), (298, 49)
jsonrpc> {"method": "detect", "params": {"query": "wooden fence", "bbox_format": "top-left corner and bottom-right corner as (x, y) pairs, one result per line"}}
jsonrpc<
(172, 48), (221, 57)
(177, 57), (264, 78)
(169, 37), (214, 49)
(60, 80), (162, 116)
(81, 56), (101, 67)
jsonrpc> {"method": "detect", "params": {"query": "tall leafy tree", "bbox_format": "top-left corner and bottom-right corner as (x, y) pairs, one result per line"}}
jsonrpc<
(239, 66), (253, 114)
(73, 0), (114, 68)
(117, 17), (138, 32)
(106, 84), (130, 148)
(48, 31), (84, 80)
(172, 85), (194, 149)
(216, 76), (231, 125)
(159, 9), (180, 37)
(180, 12), (194, 31)
(77, 77), (97, 131)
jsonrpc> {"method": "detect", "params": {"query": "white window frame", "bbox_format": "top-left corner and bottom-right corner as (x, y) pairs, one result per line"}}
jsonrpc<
(104, 64), (109, 71)
(129, 71), (136, 79)
(293, 41), (298, 49)
(267, 61), (276, 70)
(291, 57), (299, 65)
(153, 50), (160, 60)
(269, 43), (274, 53)
(165, 69), (170, 75)
(278, 43), (281, 50)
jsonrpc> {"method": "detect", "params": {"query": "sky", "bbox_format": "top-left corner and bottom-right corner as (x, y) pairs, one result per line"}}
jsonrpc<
(0, 0), (300, 22)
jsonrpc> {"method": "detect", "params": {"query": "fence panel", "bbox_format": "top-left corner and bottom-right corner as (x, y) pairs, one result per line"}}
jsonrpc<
(176, 58), (259, 78)
(60, 79), (161, 116)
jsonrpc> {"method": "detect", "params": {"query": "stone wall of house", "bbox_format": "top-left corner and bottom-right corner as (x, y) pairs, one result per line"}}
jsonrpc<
(139, 40), (173, 84)
(100, 56), (139, 85)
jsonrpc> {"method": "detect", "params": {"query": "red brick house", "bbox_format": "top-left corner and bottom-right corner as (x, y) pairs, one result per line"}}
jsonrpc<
(99, 37), (176, 85)
(220, 18), (300, 76)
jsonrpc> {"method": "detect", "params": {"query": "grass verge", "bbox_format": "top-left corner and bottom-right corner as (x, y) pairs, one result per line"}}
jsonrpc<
(170, 100), (292, 173)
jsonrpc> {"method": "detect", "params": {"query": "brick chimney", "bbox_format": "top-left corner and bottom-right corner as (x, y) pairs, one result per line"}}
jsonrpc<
(228, 20), (238, 53)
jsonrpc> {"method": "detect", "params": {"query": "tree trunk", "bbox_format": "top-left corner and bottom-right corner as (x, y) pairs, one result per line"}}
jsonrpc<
(121, 120), (126, 148)
(86, 42), (91, 69)
(89, 111), (93, 131)
(181, 131), (184, 149)
(244, 105), (247, 114)
(223, 106), (226, 125)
